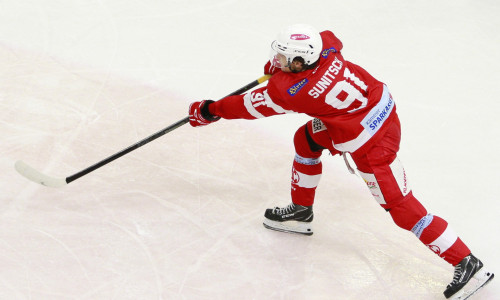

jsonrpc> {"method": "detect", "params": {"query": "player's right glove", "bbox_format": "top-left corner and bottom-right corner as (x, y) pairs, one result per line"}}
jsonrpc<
(264, 60), (281, 75)
(188, 100), (221, 127)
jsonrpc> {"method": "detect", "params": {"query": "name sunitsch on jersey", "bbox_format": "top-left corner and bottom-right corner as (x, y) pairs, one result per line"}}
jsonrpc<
(308, 57), (343, 98)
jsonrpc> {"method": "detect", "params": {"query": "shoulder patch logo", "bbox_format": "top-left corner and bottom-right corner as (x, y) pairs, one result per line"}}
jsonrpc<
(287, 79), (309, 96)
(321, 47), (337, 58)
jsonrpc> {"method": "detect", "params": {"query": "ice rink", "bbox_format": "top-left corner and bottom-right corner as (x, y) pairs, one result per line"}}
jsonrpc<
(1, 1), (499, 299)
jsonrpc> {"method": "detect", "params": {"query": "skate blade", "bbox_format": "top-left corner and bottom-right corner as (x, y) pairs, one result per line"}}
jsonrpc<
(449, 268), (494, 300)
(263, 219), (313, 236)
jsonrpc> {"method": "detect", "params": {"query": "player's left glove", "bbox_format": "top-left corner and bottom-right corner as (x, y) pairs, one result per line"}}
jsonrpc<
(188, 100), (221, 127)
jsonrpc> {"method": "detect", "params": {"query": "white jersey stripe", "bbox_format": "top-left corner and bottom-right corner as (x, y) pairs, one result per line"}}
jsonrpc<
(243, 93), (265, 119)
(333, 130), (372, 153)
(243, 91), (295, 119)
(263, 90), (296, 114)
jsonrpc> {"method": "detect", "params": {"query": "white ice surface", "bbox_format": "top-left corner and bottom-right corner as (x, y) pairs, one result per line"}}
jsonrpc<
(0, 1), (499, 299)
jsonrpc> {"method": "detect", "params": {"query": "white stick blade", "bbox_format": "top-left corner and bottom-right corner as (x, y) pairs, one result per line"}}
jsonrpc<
(15, 160), (67, 188)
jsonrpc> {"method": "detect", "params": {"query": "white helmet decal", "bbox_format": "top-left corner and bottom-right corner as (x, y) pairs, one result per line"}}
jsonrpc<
(290, 34), (310, 40)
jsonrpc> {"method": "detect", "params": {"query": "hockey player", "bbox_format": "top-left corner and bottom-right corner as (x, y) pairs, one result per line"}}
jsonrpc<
(188, 24), (494, 299)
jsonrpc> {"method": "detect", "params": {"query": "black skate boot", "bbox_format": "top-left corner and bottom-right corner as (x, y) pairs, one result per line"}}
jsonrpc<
(444, 253), (494, 299)
(262, 202), (313, 235)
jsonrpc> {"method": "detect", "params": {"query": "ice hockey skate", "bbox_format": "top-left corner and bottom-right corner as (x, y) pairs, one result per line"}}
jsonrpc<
(444, 253), (494, 300)
(263, 202), (313, 235)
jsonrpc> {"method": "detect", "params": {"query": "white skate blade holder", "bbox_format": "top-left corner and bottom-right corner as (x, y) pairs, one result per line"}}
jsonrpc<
(450, 268), (494, 300)
(263, 219), (313, 236)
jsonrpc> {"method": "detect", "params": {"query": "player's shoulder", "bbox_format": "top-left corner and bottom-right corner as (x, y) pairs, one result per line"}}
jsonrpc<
(320, 30), (343, 53)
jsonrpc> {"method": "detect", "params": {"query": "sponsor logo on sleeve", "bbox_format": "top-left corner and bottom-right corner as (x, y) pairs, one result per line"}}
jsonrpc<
(288, 79), (309, 96)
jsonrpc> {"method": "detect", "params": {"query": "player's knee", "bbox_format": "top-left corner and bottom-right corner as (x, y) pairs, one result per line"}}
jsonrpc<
(388, 194), (428, 231)
(294, 123), (325, 157)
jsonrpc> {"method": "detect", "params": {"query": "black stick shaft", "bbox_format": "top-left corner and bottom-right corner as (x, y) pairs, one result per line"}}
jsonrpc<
(65, 75), (271, 184)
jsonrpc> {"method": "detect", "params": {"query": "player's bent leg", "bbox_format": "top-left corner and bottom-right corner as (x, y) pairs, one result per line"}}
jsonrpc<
(356, 154), (472, 266)
(263, 120), (338, 235)
(356, 151), (494, 298)
(290, 119), (339, 207)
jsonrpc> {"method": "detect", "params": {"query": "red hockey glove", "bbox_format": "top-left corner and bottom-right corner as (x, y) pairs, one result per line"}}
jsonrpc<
(264, 60), (281, 75)
(189, 100), (221, 127)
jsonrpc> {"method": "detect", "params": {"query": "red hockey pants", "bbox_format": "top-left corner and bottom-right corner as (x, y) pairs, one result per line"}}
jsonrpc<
(291, 117), (470, 265)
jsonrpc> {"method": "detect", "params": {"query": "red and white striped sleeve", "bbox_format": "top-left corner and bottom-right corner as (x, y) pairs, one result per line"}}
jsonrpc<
(209, 86), (295, 120)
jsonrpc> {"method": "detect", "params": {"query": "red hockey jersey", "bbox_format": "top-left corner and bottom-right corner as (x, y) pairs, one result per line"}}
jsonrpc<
(210, 30), (397, 154)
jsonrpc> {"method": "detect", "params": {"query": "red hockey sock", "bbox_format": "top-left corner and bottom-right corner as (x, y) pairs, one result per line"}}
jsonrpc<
(390, 198), (471, 266)
(291, 158), (322, 206)
(417, 215), (471, 266)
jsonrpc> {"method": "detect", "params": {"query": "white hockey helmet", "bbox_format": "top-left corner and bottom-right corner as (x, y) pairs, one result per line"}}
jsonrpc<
(270, 24), (322, 69)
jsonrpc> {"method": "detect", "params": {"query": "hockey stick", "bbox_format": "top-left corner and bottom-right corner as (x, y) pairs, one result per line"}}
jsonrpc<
(15, 74), (271, 188)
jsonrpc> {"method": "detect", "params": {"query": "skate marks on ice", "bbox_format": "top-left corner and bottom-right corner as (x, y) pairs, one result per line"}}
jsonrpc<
(1, 50), (498, 299)
(0, 46), (303, 298)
